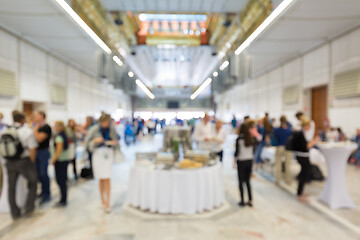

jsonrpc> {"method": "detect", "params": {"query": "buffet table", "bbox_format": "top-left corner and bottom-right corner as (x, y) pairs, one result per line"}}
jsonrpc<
(0, 157), (27, 213)
(317, 142), (357, 209)
(126, 163), (225, 215)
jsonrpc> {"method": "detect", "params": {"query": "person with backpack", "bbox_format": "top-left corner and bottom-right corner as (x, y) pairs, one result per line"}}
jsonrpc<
(51, 121), (69, 207)
(274, 116), (293, 185)
(33, 111), (52, 204)
(0, 112), (38, 219)
(291, 118), (320, 202)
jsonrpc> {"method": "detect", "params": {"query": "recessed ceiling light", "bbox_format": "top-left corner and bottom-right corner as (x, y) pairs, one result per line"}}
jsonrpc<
(128, 72), (134, 78)
(213, 71), (218, 77)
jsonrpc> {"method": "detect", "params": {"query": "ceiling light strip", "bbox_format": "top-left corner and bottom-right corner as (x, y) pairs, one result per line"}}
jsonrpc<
(219, 61), (229, 71)
(113, 56), (123, 66)
(190, 78), (212, 100)
(235, 0), (295, 55)
(55, 0), (112, 54)
(135, 79), (155, 99)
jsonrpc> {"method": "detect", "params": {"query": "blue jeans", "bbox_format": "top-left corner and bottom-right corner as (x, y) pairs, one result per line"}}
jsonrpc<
(254, 142), (265, 164)
(36, 149), (50, 199)
(55, 161), (68, 204)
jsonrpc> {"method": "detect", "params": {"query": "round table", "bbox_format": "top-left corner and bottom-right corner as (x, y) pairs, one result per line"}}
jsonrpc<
(317, 142), (357, 209)
(126, 163), (225, 215)
(0, 157), (27, 213)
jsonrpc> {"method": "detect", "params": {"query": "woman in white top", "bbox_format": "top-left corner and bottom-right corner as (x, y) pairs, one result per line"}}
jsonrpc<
(212, 120), (226, 162)
(193, 114), (213, 151)
(233, 120), (256, 207)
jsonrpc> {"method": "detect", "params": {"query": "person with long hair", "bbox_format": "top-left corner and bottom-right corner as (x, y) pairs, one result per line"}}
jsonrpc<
(234, 120), (256, 207)
(85, 113), (119, 213)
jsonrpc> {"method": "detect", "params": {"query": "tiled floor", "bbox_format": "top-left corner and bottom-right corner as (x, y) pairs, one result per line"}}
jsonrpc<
(0, 133), (359, 240)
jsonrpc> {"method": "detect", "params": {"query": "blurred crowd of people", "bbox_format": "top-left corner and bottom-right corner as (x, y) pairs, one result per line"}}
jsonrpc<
(0, 110), (120, 219)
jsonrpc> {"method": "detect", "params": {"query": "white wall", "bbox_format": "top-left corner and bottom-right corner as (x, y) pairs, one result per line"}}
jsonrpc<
(216, 27), (360, 136)
(0, 28), (130, 125)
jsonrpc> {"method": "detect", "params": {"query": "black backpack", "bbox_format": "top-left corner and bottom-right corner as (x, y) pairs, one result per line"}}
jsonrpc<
(0, 127), (24, 161)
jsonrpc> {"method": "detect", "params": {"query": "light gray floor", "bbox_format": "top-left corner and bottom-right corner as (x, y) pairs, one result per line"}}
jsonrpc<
(0, 133), (359, 240)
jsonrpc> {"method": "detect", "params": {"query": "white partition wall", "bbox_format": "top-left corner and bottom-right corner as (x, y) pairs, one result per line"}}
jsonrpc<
(217, 27), (360, 136)
(0, 28), (130, 125)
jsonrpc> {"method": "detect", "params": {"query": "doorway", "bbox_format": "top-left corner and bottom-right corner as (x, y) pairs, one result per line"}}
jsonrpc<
(311, 86), (328, 130)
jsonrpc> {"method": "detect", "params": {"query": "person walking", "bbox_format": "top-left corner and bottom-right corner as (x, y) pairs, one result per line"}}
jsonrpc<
(51, 121), (69, 207)
(85, 113), (119, 213)
(0, 112), (38, 219)
(234, 120), (256, 207)
(292, 118), (320, 202)
(33, 111), (52, 204)
(274, 116), (293, 185)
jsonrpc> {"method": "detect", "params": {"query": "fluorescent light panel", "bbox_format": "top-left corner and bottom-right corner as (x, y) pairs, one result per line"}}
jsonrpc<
(135, 79), (155, 99)
(112, 56), (123, 66)
(190, 78), (212, 100)
(219, 61), (229, 71)
(235, 0), (295, 55)
(55, 0), (112, 54)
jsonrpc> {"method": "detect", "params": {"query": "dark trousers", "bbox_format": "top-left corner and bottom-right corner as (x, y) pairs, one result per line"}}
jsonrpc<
(36, 149), (50, 199)
(296, 156), (311, 196)
(67, 158), (77, 180)
(6, 158), (37, 218)
(217, 151), (224, 162)
(87, 150), (93, 177)
(55, 161), (68, 204)
(237, 160), (253, 203)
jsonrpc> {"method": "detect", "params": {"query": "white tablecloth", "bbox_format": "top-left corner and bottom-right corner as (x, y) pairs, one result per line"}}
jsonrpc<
(317, 143), (357, 209)
(0, 157), (27, 213)
(126, 163), (225, 214)
(261, 147), (325, 165)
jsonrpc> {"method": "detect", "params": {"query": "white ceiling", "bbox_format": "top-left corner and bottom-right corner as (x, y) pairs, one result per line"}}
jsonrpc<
(100, 0), (248, 13)
(126, 45), (219, 88)
(248, 0), (360, 76)
(0, 0), (101, 75)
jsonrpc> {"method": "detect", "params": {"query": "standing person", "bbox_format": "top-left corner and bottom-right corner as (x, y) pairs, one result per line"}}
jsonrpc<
(0, 112), (6, 131)
(295, 111), (315, 141)
(66, 119), (78, 181)
(274, 116), (293, 185)
(234, 120), (256, 207)
(254, 118), (265, 170)
(33, 111), (52, 204)
(85, 113), (119, 213)
(51, 121), (69, 207)
(212, 120), (227, 162)
(292, 118), (320, 202)
(0, 112), (38, 219)
(231, 115), (237, 130)
(83, 116), (95, 178)
(193, 113), (213, 151)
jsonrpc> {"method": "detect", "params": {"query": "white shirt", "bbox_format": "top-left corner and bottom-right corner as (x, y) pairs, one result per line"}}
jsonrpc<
(14, 123), (38, 158)
(296, 120), (315, 142)
(212, 128), (226, 153)
(193, 121), (213, 150)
